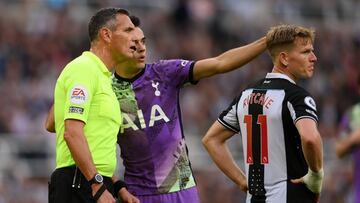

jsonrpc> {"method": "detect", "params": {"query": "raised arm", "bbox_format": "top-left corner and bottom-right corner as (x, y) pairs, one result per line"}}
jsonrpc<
(193, 37), (266, 81)
(202, 121), (248, 192)
(44, 104), (55, 133)
(335, 128), (360, 158)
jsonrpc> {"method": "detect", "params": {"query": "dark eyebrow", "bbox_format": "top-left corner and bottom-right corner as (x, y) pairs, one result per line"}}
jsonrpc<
(124, 26), (134, 32)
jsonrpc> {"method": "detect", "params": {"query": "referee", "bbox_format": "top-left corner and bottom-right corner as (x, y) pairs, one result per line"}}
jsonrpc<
(48, 8), (135, 203)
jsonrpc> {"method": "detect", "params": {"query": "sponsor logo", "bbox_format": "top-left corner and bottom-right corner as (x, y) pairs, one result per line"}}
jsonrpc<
(69, 106), (84, 114)
(304, 96), (317, 111)
(120, 104), (170, 133)
(70, 85), (88, 104)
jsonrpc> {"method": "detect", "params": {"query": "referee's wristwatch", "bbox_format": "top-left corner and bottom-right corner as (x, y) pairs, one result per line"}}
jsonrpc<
(89, 173), (103, 185)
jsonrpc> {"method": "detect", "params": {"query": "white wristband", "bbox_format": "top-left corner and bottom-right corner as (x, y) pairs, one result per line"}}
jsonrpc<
(303, 168), (324, 193)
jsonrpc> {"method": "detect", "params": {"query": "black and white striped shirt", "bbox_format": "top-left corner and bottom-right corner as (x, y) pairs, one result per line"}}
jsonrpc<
(219, 73), (318, 203)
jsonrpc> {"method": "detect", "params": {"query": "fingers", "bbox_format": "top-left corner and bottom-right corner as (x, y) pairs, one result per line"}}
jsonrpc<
(120, 195), (140, 203)
(124, 197), (140, 203)
(239, 184), (248, 193)
(290, 178), (303, 184)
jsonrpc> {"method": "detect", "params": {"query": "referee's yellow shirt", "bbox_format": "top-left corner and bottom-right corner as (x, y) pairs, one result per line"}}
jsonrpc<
(54, 51), (121, 177)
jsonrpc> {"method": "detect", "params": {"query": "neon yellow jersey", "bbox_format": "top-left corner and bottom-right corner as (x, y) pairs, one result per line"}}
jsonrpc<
(54, 51), (121, 177)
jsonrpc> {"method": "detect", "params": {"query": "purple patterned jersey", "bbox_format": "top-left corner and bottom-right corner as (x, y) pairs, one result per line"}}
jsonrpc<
(112, 59), (197, 196)
(340, 103), (360, 203)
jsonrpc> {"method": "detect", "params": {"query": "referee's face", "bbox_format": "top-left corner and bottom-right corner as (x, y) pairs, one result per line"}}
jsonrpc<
(286, 37), (317, 81)
(109, 14), (136, 63)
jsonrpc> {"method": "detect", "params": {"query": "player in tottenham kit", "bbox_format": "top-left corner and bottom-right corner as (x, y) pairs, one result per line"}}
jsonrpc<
(202, 24), (324, 203)
(111, 16), (267, 203)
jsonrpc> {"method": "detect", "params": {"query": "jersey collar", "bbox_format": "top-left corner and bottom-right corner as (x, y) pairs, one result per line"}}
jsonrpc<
(113, 65), (146, 82)
(83, 51), (112, 77)
(265, 73), (296, 84)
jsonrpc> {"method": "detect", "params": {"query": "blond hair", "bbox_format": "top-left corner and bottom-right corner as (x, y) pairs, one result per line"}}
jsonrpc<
(266, 24), (315, 61)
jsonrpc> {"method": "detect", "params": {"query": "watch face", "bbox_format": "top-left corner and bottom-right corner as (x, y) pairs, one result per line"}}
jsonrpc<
(95, 174), (103, 183)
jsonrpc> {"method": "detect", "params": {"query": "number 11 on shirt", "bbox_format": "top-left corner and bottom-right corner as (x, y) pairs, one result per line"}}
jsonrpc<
(244, 115), (268, 165)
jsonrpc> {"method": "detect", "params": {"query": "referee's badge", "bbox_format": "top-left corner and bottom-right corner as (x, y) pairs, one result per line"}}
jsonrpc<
(70, 85), (88, 104)
(304, 96), (316, 111)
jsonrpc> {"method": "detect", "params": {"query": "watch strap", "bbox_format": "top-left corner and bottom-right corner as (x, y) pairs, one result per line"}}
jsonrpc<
(93, 184), (106, 201)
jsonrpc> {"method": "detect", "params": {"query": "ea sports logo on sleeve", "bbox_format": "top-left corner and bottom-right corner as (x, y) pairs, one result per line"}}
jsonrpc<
(70, 85), (88, 104)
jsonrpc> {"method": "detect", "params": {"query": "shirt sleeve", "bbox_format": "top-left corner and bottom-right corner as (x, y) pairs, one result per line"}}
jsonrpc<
(157, 59), (195, 87)
(62, 66), (96, 124)
(287, 89), (319, 124)
(218, 94), (241, 133)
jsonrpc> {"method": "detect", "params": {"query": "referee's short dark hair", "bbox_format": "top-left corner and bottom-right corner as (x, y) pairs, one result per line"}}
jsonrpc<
(88, 7), (130, 42)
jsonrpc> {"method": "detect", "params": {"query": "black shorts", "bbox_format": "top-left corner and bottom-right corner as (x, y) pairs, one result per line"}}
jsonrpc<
(48, 166), (114, 203)
(286, 181), (317, 203)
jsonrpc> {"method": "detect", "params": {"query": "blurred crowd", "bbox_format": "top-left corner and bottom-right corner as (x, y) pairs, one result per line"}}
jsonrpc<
(0, 0), (359, 202)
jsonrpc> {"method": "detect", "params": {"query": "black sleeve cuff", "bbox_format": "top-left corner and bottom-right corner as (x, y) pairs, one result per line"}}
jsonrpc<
(188, 61), (199, 85)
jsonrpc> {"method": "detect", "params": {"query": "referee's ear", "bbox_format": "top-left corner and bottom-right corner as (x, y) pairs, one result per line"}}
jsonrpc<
(99, 27), (112, 44)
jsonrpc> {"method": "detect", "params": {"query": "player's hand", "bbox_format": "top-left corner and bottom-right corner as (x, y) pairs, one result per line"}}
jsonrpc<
(118, 188), (140, 203)
(238, 176), (248, 192)
(291, 168), (324, 203)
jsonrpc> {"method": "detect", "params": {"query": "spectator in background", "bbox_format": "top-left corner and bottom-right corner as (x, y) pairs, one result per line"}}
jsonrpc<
(335, 73), (360, 203)
(203, 24), (324, 203)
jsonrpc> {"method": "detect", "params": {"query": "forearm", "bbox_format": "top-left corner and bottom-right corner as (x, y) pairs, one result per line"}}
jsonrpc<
(193, 37), (266, 81)
(216, 37), (266, 72)
(336, 139), (353, 158)
(64, 121), (97, 181)
(204, 140), (246, 186)
(336, 128), (360, 158)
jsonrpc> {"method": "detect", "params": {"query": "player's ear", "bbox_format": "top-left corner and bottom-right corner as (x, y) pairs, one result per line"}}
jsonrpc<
(99, 27), (112, 43)
(279, 52), (288, 67)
